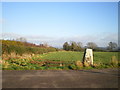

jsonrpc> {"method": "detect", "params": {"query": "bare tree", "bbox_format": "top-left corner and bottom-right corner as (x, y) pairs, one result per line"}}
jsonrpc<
(108, 42), (117, 51)
(77, 42), (83, 48)
(76, 42), (83, 51)
(43, 42), (49, 47)
(87, 42), (97, 49)
(16, 37), (27, 42)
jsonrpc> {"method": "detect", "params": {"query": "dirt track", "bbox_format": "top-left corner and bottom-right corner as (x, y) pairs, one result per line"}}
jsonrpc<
(2, 68), (119, 88)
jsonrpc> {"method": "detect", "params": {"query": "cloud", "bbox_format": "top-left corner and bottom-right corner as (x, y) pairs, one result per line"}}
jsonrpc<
(1, 33), (21, 39)
(99, 33), (118, 45)
(48, 33), (118, 47)
(1, 32), (118, 48)
(26, 35), (54, 42)
(1, 32), (57, 45)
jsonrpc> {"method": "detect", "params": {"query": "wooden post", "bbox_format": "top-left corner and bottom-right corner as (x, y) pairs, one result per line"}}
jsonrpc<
(83, 48), (93, 66)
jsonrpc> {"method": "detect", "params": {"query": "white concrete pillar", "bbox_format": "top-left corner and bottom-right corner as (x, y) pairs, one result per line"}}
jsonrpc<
(83, 49), (93, 66)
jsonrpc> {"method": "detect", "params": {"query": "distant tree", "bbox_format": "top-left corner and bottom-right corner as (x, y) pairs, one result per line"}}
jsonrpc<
(107, 42), (117, 51)
(63, 41), (84, 51)
(43, 42), (49, 47)
(87, 42), (98, 50)
(77, 42), (83, 51)
(16, 37), (27, 42)
(63, 42), (70, 51)
(70, 41), (78, 51)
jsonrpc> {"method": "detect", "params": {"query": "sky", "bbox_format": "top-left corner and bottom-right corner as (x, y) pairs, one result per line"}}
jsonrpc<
(1, 2), (118, 47)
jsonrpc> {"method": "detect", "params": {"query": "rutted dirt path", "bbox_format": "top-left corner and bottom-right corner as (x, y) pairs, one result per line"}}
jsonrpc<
(2, 68), (119, 88)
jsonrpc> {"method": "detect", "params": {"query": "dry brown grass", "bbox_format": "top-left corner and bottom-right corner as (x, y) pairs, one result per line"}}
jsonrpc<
(93, 63), (101, 67)
(2, 61), (9, 68)
(84, 62), (90, 67)
(2, 52), (34, 61)
(110, 56), (118, 66)
(75, 61), (83, 67)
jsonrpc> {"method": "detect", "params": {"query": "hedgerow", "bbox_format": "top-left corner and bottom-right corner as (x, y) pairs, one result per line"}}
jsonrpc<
(1, 40), (57, 55)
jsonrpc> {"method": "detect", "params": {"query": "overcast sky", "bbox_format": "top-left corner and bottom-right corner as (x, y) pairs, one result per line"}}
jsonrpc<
(1, 2), (118, 47)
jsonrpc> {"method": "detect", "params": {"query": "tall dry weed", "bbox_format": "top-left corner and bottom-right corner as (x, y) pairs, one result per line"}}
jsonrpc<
(110, 56), (118, 66)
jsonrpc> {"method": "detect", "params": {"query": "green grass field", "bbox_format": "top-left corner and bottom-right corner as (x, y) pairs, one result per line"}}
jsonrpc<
(2, 51), (119, 70)
(39, 51), (118, 62)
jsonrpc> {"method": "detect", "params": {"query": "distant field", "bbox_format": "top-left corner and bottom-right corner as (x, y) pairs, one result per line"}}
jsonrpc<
(40, 51), (84, 61)
(2, 51), (119, 70)
(40, 51), (118, 63)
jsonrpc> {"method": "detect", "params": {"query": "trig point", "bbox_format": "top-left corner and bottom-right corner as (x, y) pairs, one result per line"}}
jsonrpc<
(83, 48), (93, 66)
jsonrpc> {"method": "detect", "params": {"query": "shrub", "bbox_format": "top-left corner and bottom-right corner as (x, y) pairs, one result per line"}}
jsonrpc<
(2, 40), (57, 56)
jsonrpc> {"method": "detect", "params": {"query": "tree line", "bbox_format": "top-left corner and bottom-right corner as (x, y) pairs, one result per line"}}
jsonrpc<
(63, 41), (118, 51)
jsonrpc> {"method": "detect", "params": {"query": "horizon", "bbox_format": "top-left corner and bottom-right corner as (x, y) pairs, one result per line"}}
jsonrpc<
(1, 2), (118, 48)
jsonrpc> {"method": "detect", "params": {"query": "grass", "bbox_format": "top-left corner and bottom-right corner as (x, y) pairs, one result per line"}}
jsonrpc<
(2, 51), (119, 70)
(39, 51), (83, 61)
